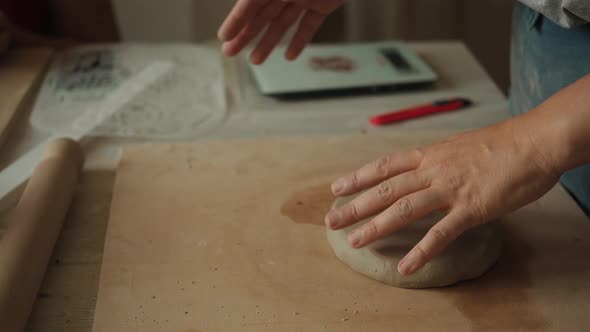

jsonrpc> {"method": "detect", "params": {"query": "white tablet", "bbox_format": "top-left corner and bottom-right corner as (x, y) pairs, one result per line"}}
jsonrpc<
(249, 41), (438, 98)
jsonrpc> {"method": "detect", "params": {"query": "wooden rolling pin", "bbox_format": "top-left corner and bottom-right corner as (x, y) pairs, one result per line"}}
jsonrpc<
(0, 138), (84, 332)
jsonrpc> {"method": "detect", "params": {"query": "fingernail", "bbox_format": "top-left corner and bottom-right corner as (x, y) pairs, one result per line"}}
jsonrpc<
(222, 42), (231, 54)
(325, 211), (339, 228)
(285, 49), (297, 61)
(250, 54), (262, 65)
(349, 231), (362, 248)
(398, 258), (409, 275)
(398, 257), (417, 276)
(217, 30), (227, 41)
(331, 179), (345, 195)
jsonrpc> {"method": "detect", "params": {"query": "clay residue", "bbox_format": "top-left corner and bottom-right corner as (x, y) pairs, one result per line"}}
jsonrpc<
(439, 224), (549, 331)
(309, 56), (357, 72)
(280, 183), (335, 226)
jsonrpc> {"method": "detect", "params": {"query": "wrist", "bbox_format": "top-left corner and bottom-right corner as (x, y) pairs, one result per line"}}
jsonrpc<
(509, 73), (590, 176)
(514, 100), (589, 176)
(510, 112), (564, 178)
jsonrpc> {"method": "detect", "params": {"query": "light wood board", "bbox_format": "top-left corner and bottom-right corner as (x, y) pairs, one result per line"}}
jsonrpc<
(94, 133), (590, 331)
(0, 171), (115, 331)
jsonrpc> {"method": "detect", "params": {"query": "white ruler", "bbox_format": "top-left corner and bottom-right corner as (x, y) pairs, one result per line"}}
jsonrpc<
(0, 61), (173, 199)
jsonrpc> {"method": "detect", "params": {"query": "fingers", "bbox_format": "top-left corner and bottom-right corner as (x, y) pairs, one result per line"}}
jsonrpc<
(325, 171), (430, 230)
(219, 0), (341, 61)
(218, 0), (271, 42)
(250, 4), (303, 64)
(222, 0), (287, 57)
(347, 188), (446, 248)
(286, 10), (325, 60)
(397, 211), (468, 276)
(332, 149), (423, 197)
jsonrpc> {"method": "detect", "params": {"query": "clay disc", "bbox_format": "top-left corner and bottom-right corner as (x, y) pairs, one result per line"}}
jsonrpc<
(327, 196), (502, 288)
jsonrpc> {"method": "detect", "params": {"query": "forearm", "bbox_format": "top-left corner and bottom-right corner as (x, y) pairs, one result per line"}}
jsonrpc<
(515, 73), (590, 174)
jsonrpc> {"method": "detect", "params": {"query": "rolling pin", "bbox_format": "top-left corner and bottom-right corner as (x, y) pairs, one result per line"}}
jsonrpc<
(0, 138), (84, 332)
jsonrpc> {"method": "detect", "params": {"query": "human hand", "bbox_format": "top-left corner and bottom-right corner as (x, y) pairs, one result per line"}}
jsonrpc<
(218, 0), (345, 64)
(325, 120), (560, 276)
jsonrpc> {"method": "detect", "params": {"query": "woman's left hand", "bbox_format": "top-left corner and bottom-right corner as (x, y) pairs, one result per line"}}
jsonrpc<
(325, 118), (560, 276)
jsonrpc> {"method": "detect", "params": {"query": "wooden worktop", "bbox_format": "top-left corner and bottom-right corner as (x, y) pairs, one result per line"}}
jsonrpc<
(0, 42), (531, 331)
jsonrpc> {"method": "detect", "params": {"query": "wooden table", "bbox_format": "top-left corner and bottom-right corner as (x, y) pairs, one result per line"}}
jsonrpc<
(0, 41), (563, 331)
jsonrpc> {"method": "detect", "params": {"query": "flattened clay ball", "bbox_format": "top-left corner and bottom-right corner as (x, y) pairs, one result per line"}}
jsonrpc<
(327, 195), (502, 288)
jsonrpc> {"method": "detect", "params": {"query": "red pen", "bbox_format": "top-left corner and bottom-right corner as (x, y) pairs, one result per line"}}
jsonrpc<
(369, 98), (473, 126)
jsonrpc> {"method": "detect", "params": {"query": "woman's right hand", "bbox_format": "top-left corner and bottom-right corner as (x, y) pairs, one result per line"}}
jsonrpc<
(218, 0), (345, 64)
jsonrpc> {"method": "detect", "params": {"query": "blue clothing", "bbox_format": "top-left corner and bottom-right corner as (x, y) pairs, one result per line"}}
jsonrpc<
(518, 0), (590, 28)
(510, 3), (590, 213)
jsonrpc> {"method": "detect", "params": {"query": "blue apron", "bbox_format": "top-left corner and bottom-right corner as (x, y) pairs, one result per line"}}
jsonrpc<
(511, 2), (590, 213)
